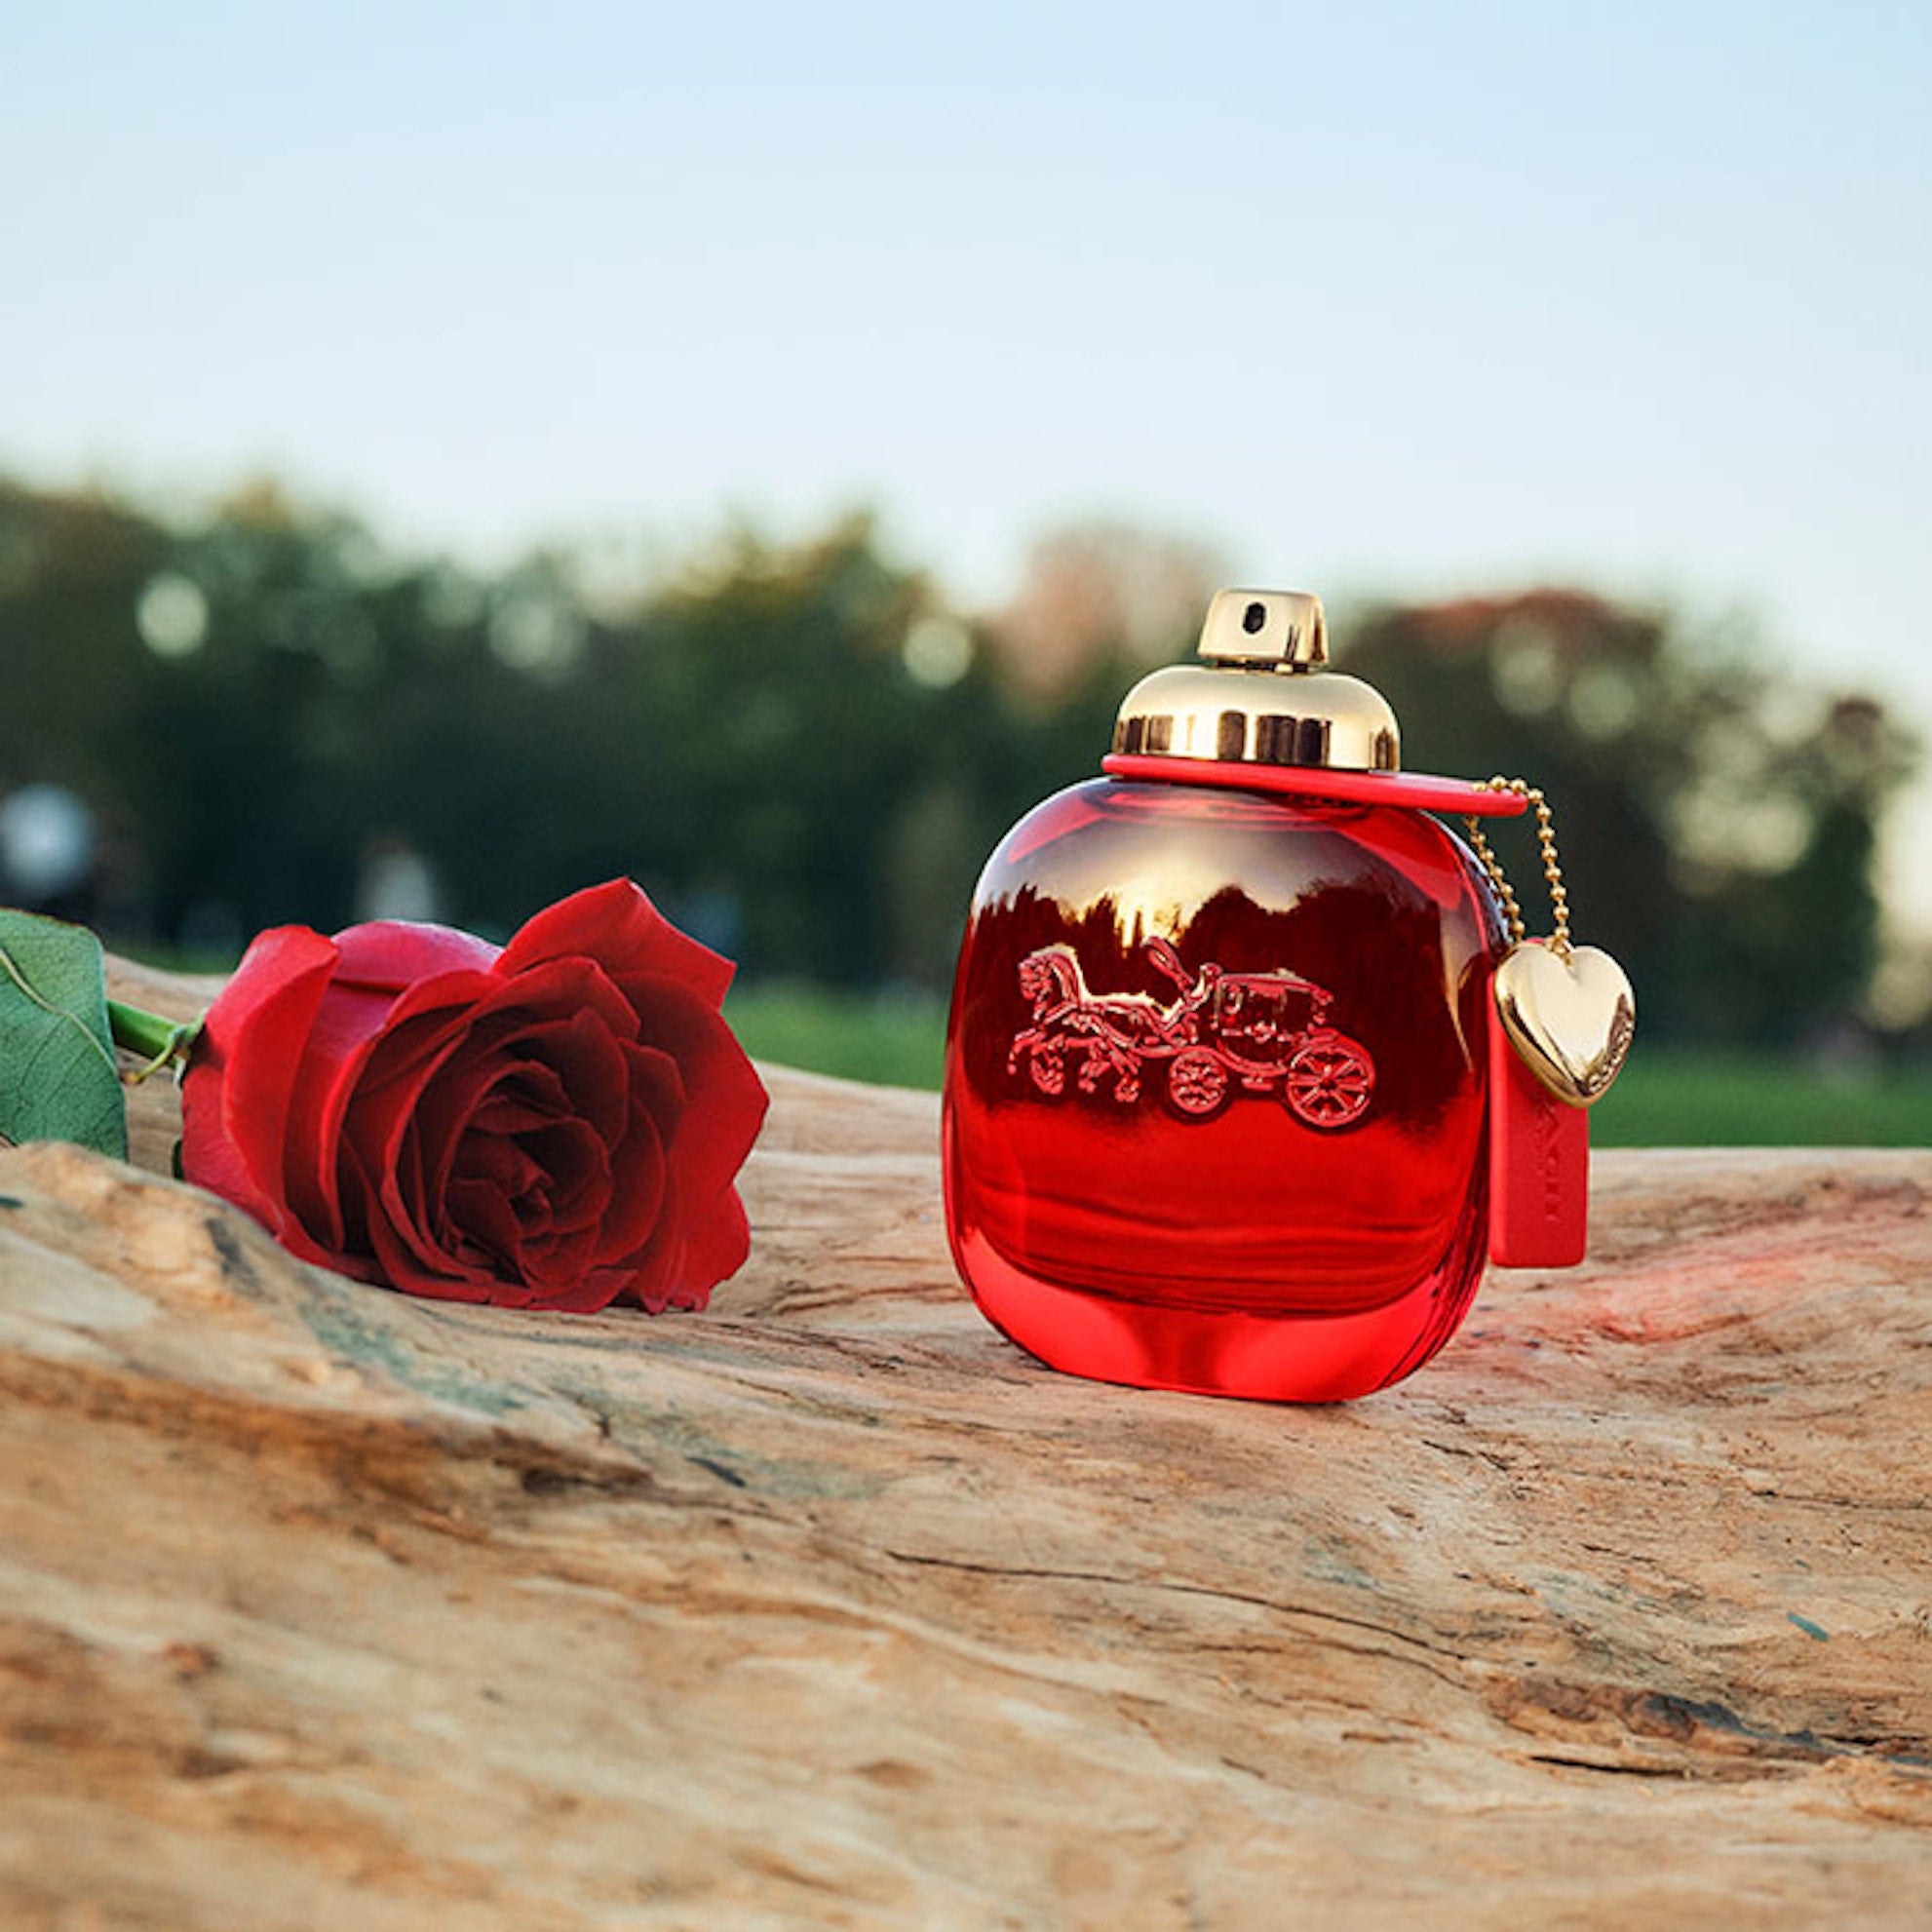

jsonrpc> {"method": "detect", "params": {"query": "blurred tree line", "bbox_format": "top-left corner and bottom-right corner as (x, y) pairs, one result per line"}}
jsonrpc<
(0, 476), (1920, 1050)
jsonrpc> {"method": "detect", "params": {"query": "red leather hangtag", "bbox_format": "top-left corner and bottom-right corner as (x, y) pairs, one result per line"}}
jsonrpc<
(1488, 978), (1589, 1267)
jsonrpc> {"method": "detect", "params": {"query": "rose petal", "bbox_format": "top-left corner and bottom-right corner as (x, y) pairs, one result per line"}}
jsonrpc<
(331, 919), (501, 992)
(285, 968), (499, 1253)
(530, 1258), (636, 1316)
(499, 878), (736, 1013)
(672, 1184), (753, 1305)
(497, 1009), (633, 1148)
(456, 1130), (545, 1207)
(325, 1138), (414, 1291)
(360, 958), (639, 1111)
(584, 1084), (667, 1257)
(357, 1132), (498, 1301)
(352, 975), (637, 1273)
(605, 1184), (685, 1311)
(447, 1175), (529, 1272)
(518, 1118), (607, 1217)
(620, 982), (770, 1205)
(181, 925), (345, 1265)
(325, 960), (608, 1253)
(625, 1040), (686, 1128)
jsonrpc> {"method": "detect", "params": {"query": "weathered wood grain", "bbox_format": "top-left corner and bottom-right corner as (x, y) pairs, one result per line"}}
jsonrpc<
(0, 959), (1927, 1928)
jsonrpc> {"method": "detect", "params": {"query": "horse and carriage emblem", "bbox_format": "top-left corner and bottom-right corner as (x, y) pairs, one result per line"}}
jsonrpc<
(1007, 935), (1375, 1128)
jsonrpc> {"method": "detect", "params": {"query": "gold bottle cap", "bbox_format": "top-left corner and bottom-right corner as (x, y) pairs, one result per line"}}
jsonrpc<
(1111, 589), (1401, 772)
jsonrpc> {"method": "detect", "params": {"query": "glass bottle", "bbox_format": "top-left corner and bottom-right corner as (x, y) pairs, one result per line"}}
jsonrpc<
(942, 589), (1583, 1402)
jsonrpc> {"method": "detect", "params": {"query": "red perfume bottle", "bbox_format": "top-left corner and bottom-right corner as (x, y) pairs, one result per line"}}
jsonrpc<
(943, 589), (1595, 1402)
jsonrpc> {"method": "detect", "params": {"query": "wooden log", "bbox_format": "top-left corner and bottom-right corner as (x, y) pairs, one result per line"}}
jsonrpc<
(0, 958), (1927, 1927)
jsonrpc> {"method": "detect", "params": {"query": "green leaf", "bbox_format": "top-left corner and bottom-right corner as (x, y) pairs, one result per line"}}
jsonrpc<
(0, 910), (128, 1159)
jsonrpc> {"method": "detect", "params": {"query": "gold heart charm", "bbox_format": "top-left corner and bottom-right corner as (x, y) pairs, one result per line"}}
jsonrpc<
(1493, 941), (1636, 1106)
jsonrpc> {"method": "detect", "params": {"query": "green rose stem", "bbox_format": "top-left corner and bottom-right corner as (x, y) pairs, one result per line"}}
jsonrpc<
(106, 1000), (201, 1080)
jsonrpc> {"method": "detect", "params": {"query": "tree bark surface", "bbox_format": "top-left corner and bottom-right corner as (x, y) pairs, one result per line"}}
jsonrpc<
(0, 958), (1927, 1928)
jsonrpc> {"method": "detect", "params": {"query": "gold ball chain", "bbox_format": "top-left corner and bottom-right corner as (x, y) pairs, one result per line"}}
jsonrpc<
(1463, 777), (1571, 958)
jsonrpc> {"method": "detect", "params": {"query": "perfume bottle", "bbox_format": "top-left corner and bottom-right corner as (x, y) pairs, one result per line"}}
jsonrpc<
(942, 589), (1622, 1402)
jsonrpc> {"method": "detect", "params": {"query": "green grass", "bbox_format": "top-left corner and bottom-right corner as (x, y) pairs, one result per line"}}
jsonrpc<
(725, 985), (1931, 1146)
(725, 984), (948, 1092)
(1586, 1049), (1931, 1147)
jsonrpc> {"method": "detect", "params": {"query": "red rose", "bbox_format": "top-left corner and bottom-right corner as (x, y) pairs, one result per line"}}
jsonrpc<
(180, 879), (768, 1313)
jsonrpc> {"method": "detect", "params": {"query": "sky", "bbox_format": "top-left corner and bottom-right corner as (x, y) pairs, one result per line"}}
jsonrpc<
(5, 2), (1930, 914)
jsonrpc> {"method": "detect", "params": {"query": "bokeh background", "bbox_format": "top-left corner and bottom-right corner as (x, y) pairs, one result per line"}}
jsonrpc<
(3, 2), (1928, 1140)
